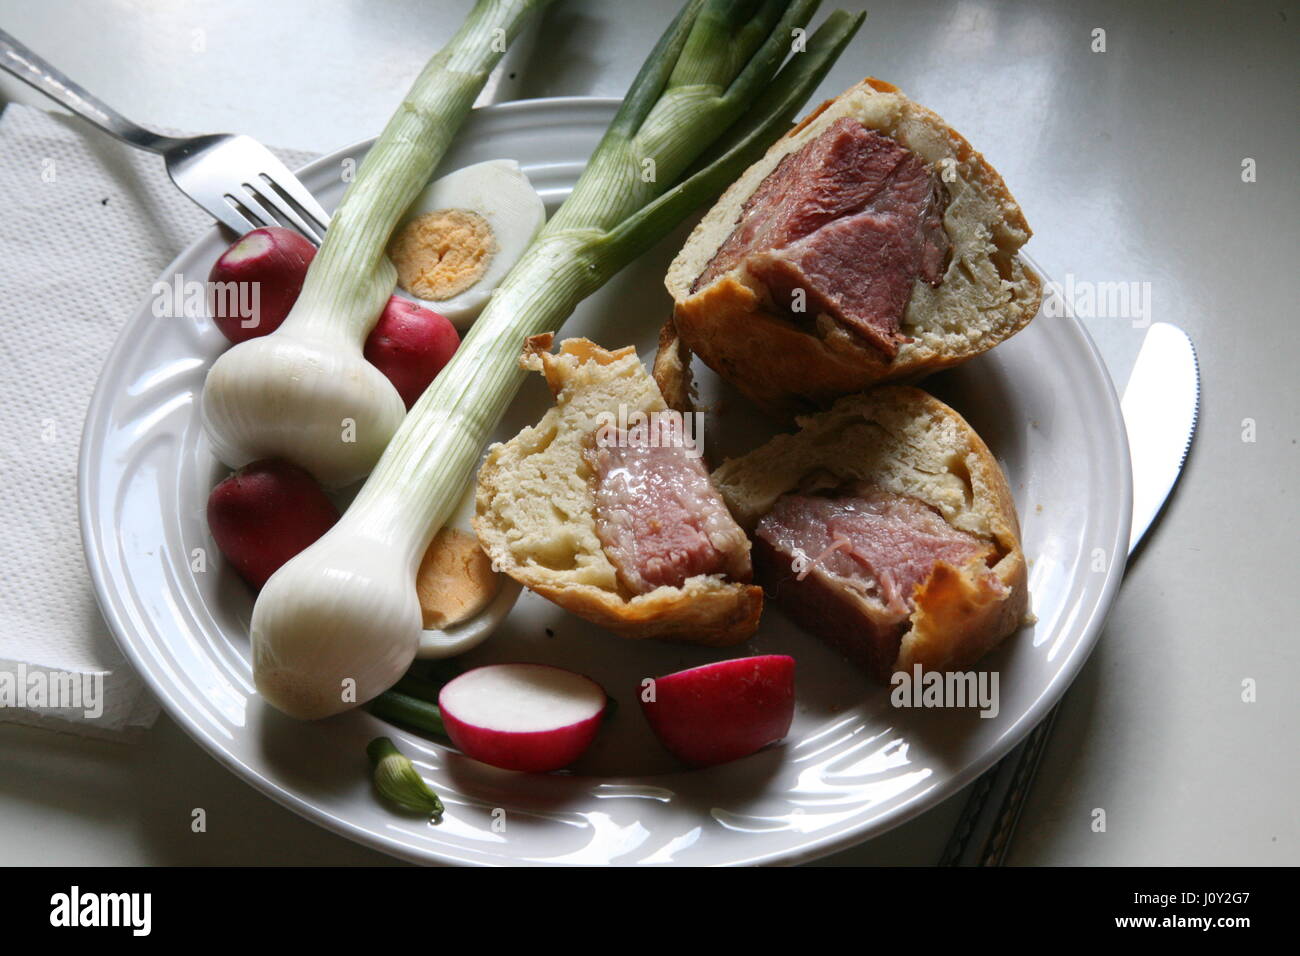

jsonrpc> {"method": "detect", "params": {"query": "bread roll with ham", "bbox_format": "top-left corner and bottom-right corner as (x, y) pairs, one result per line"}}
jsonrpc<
(474, 335), (762, 646)
(711, 387), (1028, 679)
(657, 78), (1041, 413)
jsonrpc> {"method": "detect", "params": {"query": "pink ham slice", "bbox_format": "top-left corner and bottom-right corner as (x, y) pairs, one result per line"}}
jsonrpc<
(754, 486), (999, 678)
(588, 414), (751, 595)
(693, 118), (950, 358)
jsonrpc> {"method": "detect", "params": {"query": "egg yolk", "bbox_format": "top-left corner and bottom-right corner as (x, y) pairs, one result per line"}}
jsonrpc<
(389, 208), (497, 301)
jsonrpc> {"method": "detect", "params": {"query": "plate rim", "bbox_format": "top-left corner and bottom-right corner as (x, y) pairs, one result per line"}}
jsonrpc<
(79, 96), (1132, 866)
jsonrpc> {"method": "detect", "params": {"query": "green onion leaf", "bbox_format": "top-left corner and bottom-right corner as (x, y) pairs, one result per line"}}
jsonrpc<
(392, 671), (450, 704)
(367, 691), (448, 739)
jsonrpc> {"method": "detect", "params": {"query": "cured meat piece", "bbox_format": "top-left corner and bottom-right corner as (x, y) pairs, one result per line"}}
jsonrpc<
(755, 485), (1000, 677)
(696, 118), (912, 287)
(694, 118), (950, 358)
(587, 414), (751, 594)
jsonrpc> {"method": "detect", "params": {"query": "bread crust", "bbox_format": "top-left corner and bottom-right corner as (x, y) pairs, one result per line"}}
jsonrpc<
(712, 386), (1028, 675)
(659, 77), (1041, 414)
(474, 335), (763, 647)
(520, 575), (763, 647)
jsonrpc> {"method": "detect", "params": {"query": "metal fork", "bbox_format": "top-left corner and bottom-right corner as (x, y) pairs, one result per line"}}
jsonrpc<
(0, 28), (330, 244)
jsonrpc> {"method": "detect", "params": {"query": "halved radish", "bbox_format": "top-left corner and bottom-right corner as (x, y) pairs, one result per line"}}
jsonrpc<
(640, 655), (796, 768)
(438, 664), (606, 773)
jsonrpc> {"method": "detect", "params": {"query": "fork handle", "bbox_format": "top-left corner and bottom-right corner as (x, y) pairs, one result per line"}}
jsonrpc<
(0, 28), (182, 153)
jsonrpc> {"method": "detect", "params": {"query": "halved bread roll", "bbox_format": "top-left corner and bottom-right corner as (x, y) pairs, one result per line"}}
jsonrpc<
(711, 386), (1028, 679)
(658, 77), (1041, 413)
(474, 335), (763, 646)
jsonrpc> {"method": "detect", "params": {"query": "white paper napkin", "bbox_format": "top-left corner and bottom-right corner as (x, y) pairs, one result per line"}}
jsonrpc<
(0, 102), (315, 738)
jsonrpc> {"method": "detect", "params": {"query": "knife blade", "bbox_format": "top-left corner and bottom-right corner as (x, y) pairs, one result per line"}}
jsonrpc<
(940, 322), (1200, 866)
(1122, 323), (1200, 552)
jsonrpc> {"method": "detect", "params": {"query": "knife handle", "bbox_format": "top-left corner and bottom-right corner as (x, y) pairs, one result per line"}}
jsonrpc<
(940, 704), (1061, 865)
(978, 705), (1061, 864)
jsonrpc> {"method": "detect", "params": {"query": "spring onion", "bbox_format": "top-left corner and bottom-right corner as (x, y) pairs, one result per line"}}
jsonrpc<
(201, 0), (551, 488)
(253, 0), (865, 719)
(366, 737), (444, 820)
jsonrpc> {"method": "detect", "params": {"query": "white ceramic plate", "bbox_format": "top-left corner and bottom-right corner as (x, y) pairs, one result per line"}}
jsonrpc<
(80, 98), (1131, 866)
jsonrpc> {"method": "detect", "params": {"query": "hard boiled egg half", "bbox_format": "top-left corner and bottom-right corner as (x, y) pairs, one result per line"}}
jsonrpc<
(415, 482), (521, 659)
(388, 159), (545, 329)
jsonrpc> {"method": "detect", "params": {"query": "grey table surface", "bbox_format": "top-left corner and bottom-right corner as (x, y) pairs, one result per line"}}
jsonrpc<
(0, 0), (1295, 866)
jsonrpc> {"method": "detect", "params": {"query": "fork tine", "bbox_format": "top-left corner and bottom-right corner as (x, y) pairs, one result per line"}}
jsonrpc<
(165, 133), (331, 245)
(257, 156), (332, 233)
(229, 187), (279, 233)
(249, 178), (326, 245)
(206, 195), (261, 237)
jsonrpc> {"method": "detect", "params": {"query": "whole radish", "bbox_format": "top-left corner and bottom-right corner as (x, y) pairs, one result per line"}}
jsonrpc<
(363, 297), (460, 408)
(207, 459), (340, 590)
(641, 655), (796, 768)
(207, 227), (316, 344)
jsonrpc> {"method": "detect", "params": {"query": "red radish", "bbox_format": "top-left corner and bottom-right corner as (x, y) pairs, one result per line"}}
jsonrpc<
(640, 655), (795, 768)
(438, 664), (606, 773)
(208, 227), (316, 344)
(206, 459), (340, 590)
(363, 297), (460, 409)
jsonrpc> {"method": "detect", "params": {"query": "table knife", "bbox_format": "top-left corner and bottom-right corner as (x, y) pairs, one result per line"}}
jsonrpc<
(940, 322), (1200, 866)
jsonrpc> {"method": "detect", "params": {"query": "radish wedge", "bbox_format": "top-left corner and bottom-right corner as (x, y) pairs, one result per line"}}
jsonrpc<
(641, 655), (796, 768)
(438, 664), (606, 773)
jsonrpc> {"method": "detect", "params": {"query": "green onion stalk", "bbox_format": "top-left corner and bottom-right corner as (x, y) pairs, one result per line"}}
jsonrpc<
(251, 0), (864, 720)
(201, 0), (553, 488)
(364, 0), (863, 535)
